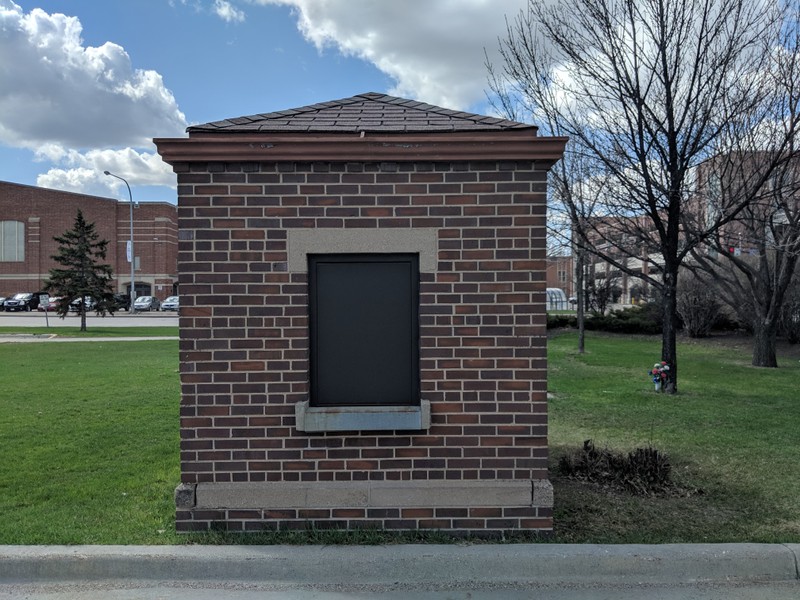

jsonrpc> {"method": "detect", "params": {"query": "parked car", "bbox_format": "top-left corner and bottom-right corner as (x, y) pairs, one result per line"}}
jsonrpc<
(0, 296), (7, 311)
(3, 292), (42, 312)
(113, 293), (131, 311)
(69, 296), (96, 312)
(133, 296), (160, 311)
(161, 295), (179, 311)
(37, 296), (63, 311)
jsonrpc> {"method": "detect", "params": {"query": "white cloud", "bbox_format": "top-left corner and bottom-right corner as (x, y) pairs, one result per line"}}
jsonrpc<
(256, 0), (528, 110)
(0, 1), (187, 150)
(35, 147), (176, 195)
(36, 167), (116, 198)
(214, 0), (246, 22)
(0, 1), (186, 196)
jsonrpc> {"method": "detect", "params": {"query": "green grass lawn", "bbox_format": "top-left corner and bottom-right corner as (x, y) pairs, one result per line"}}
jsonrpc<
(0, 331), (798, 544)
(0, 340), (181, 544)
(548, 331), (800, 543)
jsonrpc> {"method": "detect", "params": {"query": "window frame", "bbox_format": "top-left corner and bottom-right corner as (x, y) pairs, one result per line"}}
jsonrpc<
(0, 220), (24, 262)
(308, 252), (420, 408)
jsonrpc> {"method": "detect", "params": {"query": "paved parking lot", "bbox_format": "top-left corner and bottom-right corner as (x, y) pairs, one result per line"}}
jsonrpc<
(0, 311), (177, 328)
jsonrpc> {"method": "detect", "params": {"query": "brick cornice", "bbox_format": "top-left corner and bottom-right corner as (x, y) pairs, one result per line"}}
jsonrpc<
(154, 131), (568, 167)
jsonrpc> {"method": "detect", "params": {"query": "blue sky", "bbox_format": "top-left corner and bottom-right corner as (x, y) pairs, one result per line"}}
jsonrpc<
(0, 0), (528, 203)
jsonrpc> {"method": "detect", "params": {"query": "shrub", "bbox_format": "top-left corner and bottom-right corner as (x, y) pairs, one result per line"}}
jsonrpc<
(779, 280), (800, 344)
(546, 303), (663, 334)
(677, 276), (722, 338)
(547, 314), (577, 329)
(586, 278), (621, 315)
(625, 447), (673, 495)
(585, 303), (663, 335)
(557, 440), (672, 496)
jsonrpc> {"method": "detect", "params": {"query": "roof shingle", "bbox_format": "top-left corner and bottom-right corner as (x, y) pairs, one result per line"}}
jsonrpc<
(188, 92), (535, 134)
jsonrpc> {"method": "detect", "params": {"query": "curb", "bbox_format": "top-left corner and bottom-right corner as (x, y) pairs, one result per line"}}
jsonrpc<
(1, 544), (798, 585)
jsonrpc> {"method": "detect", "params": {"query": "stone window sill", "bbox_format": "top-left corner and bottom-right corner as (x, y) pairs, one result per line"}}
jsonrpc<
(295, 400), (431, 432)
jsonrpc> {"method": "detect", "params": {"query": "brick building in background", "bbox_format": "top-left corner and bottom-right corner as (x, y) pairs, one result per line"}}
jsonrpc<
(0, 180), (177, 300)
(546, 254), (574, 299)
(156, 92), (566, 535)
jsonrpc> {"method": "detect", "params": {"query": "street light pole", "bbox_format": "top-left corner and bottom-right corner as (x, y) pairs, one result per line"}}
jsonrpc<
(104, 171), (135, 312)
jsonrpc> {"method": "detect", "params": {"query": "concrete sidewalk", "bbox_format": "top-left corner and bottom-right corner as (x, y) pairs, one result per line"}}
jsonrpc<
(0, 334), (177, 343)
(1, 544), (798, 598)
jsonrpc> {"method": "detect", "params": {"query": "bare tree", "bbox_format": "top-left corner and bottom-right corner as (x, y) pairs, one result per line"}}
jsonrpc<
(488, 0), (795, 391)
(676, 272), (722, 338)
(684, 3), (800, 367)
(779, 277), (800, 343)
(550, 152), (606, 352)
(690, 155), (800, 366)
(490, 65), (605, 354)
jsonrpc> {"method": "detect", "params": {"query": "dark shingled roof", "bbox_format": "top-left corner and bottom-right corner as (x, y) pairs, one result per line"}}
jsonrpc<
(188, 92), (535, 134)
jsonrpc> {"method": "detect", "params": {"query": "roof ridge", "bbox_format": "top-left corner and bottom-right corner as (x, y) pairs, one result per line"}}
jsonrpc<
(187, 92), (535, 134)
(351, 92), (520, 127)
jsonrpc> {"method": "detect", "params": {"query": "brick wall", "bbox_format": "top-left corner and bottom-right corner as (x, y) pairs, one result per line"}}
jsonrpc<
(175, 159), (552, 534)
(0, 181), (177, 299)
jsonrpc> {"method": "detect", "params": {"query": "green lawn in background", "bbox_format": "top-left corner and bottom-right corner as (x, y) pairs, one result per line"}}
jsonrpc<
(0, 331), (798, 544)
(548, 331), (800, 543)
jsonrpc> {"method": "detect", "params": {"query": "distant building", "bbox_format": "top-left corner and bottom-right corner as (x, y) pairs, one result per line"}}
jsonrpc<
(577, 152), (800, 308)
(0, 180), (177, 299)
(579, 214), (657, 306)
(546, 255), (574, 301)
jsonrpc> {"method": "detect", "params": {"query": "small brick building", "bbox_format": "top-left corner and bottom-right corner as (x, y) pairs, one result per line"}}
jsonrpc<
(0, 180), (178, 299)
(155, 93), (566, 534)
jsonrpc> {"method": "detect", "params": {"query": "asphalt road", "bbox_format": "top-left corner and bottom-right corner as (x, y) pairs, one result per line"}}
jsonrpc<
(0, 311), (177, 328)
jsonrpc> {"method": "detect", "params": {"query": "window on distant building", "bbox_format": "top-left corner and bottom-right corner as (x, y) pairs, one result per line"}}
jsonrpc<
(0, 221), (24, 262)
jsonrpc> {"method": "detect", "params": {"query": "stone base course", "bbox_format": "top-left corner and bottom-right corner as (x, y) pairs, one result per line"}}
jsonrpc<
(175, 479), (552, 534)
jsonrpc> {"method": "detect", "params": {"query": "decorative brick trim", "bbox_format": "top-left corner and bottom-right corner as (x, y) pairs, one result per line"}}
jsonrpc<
(155, 132), (567, 164)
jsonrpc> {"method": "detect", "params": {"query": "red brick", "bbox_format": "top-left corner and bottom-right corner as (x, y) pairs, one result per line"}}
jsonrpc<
(172, 158), (552, 534)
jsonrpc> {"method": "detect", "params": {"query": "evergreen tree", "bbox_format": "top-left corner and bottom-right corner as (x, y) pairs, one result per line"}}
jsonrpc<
(46, 210), (115, 331)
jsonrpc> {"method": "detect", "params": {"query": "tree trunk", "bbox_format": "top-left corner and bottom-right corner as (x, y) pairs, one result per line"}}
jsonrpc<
(80, 307), (87, 332)
(661, 270), (679, 394)
(576, 248), (585, 354)
(751, 317), (778, 367)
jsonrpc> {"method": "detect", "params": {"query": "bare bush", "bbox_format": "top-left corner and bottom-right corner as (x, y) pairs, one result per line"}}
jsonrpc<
(677, 276), (722, 338)
(779, 280), (800, 343)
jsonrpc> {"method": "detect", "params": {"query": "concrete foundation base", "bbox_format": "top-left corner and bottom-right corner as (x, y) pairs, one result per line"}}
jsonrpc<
(175, 479), (554, 533)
